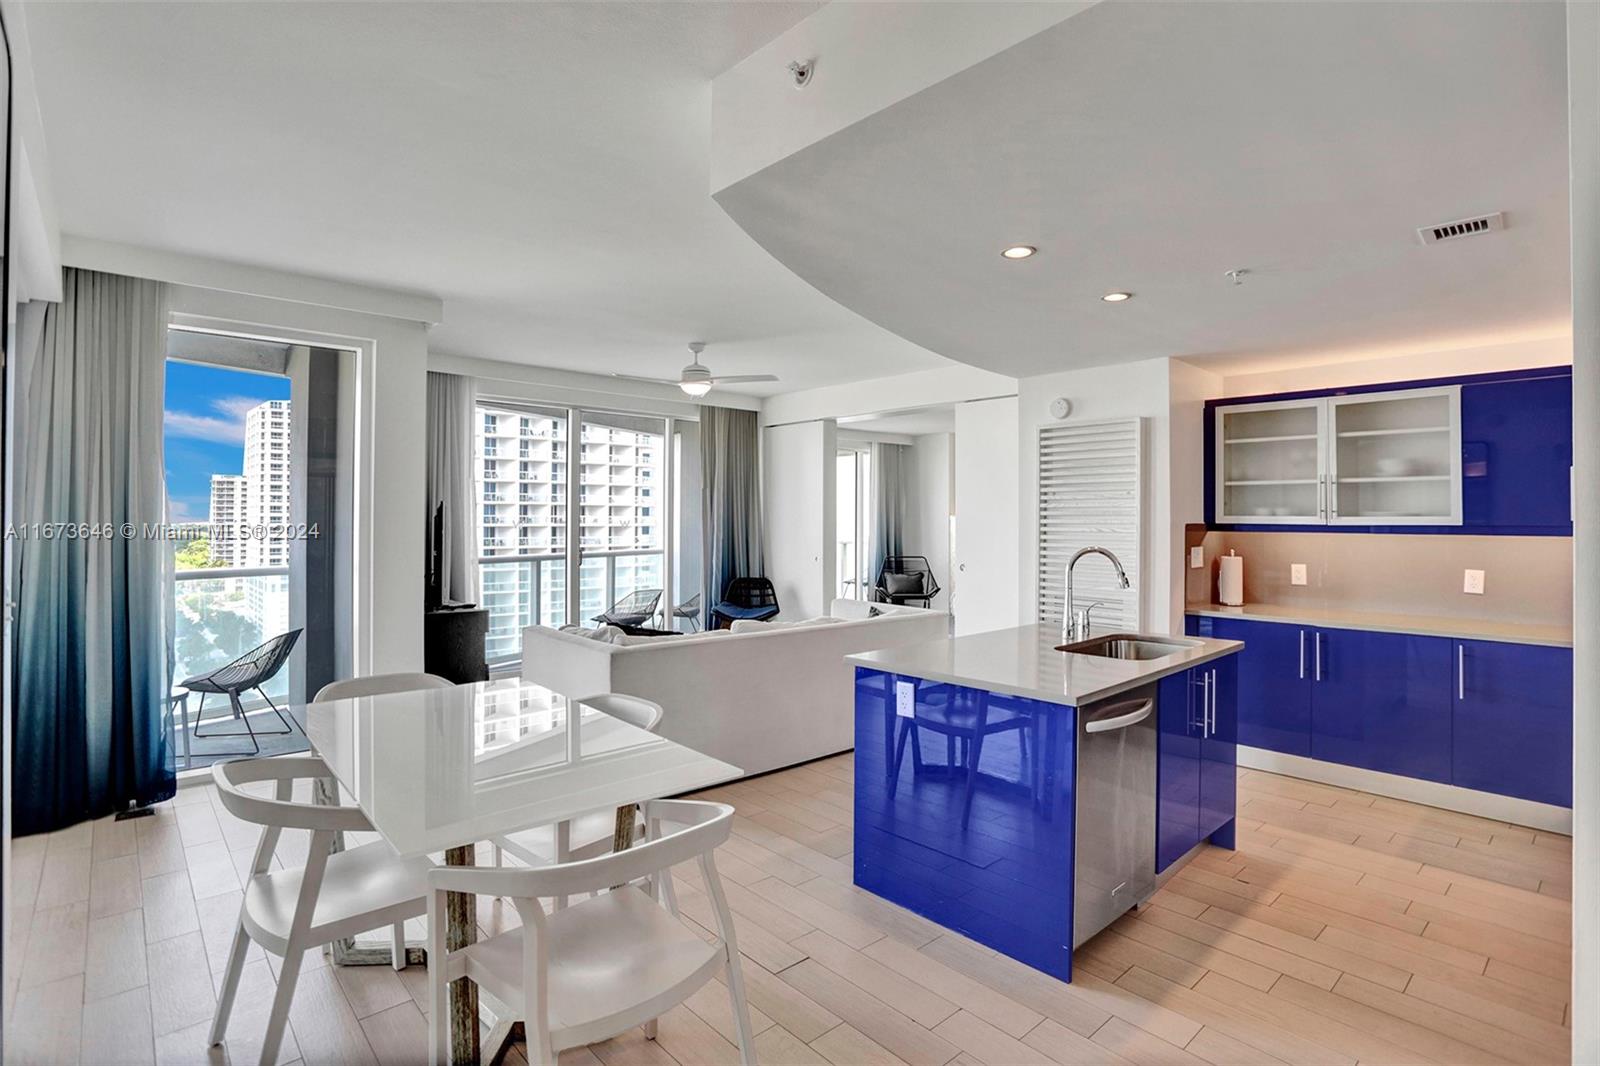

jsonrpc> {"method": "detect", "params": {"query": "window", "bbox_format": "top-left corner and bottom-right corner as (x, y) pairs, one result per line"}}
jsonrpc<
(473, 401), (701, 664)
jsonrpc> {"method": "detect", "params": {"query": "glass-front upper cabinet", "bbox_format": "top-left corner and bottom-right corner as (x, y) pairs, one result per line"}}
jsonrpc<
(1328, 386), (1461, 525)
(1215, 398), (1327, 524)
(1215, 386), (1462, 526)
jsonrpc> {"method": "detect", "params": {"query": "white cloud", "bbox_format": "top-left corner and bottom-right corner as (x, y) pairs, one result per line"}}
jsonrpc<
(163, 395), (265, 445)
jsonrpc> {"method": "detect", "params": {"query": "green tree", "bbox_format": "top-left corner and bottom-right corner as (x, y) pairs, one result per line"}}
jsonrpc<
(174, 535), (221, 570)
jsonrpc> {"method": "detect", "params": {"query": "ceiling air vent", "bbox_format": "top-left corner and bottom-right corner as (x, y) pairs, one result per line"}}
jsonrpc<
(1417, 212), (1505, 245)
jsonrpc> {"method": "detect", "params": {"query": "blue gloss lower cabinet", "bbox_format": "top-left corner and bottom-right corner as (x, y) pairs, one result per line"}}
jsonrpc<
(1157, 656), (1239, 873)
(1453, 641), (1573, 806)
(1156, 670), (1200, 872)
(1199, 652), (1238, 844)
(1310, 627), (1454, 784)
(1201, 616), (1311, 757)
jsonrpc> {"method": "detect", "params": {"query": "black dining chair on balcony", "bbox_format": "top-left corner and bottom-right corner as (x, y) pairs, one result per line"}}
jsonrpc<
(711, 577), (780, 628)
(592, 588), (663, 628)
(873, 556), (942, 608)
(179, 628), (304, 757)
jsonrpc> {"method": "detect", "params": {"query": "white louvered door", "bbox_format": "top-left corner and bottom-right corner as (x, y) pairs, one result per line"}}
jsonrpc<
(1037, 418), (1142, 632)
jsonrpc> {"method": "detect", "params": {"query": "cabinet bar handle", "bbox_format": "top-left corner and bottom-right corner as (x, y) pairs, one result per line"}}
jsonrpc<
(1458, 644), (1465, 701)
(1314, 631), (1322, 682)
(1299, 629), (1305, 680)
(1208, 668), (1217, 736)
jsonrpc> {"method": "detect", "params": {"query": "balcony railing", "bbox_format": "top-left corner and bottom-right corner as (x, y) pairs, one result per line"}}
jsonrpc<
(475, 549), (664, 664)
(172, 566), (297, 767)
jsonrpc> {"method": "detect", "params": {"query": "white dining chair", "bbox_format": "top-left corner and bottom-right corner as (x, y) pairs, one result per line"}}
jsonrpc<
(314, 671), (455, 703)
(490, 693), (665, 906)
(312, 670), (454, 964)
(427, 798), (755, 1065)
(209, 756), (436, 1066)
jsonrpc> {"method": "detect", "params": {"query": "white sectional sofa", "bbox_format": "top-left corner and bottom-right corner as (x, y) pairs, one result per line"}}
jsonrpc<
(521, 599), (949, 777)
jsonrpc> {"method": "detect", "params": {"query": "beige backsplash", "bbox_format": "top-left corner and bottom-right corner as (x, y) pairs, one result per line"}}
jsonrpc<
(1188, 530), (1573, 627)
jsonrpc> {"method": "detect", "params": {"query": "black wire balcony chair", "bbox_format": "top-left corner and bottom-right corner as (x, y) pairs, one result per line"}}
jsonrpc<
(711, 577), (780, 628)
(179, 629), (304, 757)
(591, 588), (663, 628)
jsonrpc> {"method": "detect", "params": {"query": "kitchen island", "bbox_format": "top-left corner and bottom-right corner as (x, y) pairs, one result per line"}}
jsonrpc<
(846, 624), (1242, 981)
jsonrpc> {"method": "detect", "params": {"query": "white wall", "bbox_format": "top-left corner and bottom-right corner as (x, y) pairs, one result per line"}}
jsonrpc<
(1018, 358), (1177, 633)
(1567, 2), (1597, 1058)
(763, 420), (836, 620)
(903, 432), (953, 611)
(953, 397), (1019, 635)
(1212, 334), (1570, 398)
(1169, 359), (1224, 626)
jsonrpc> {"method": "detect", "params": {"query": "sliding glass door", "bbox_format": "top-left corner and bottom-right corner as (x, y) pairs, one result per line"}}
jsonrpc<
(476, 400), (699, 665)
(836, 445), (873, 600)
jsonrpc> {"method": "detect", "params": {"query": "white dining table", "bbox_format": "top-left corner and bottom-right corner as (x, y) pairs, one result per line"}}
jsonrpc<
(301, 677), (741, 1065)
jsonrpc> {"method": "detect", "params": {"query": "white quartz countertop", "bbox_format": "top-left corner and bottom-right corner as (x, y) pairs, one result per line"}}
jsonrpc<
(1186, 603), (1573, 648)
(844, 624), (1243, 708)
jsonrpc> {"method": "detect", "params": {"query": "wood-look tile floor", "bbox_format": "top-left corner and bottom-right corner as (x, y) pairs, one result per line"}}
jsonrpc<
(4, 757), (1573, 1065)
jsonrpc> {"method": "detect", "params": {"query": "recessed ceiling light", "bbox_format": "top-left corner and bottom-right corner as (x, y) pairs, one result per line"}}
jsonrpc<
(1101, 291), (1133, 302)
(1001, 245), (1037, 260)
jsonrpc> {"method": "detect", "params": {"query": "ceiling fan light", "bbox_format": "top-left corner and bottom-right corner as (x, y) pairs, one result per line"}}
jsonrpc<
(679, 380), (713, 398)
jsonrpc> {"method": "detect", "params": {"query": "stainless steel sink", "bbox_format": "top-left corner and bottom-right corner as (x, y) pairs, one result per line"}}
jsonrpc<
(1056, 634), (1197, 660)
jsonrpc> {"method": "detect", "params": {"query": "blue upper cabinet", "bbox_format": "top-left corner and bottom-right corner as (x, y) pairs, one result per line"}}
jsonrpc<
(1453, 640), (1573, 806)
(1206, 366), (1571, 535)
(1309, 627), (1454, 784)
(1460, 375), (1573, 534)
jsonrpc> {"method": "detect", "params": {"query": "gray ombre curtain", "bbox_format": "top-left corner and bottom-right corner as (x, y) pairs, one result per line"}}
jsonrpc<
(425, 372), (478, 604)
(13, 269), (174, 834)
(700, 406), (764, 625)
(871, 442), (907, 584)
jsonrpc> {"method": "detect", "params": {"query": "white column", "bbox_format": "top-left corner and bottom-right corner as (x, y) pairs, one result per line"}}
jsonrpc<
(1568, 3), (1599, 1061)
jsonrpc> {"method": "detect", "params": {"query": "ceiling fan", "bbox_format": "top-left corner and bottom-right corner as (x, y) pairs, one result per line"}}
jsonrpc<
(612, 342), (778, 398)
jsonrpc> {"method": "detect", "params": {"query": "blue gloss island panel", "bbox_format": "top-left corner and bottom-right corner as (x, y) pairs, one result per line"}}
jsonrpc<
(853, 667), (1077, 981)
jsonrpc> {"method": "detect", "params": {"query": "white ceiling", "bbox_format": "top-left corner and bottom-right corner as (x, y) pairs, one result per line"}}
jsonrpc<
(840, 406), (956, 437)
(22, 1), (954, 395)
(715, 0), (1572, 378)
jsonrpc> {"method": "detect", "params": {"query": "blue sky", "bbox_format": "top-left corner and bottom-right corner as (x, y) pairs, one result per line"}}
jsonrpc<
(163, 361), (290, 522)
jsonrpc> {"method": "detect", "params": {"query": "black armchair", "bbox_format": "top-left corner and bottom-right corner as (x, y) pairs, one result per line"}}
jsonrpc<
(873, 556), (942, 608)
(711, 577), (780, 628)
(179, 629), (303, 756)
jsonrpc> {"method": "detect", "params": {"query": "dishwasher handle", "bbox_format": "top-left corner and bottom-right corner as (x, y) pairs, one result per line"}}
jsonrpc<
(1084, 699), (1154, 734)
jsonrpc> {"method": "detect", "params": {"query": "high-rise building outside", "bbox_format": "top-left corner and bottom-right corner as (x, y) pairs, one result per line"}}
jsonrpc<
(207, 474), (245, 566)
(241, 400), (292, 569)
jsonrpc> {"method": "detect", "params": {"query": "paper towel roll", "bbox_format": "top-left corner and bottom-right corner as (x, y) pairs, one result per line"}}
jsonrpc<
(1218, 552), (1244, 606)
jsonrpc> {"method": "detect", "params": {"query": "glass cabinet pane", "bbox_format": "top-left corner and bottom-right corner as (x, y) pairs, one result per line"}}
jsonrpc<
(1216, 400), (1324, 522)
(1329, 388), (1460, 524)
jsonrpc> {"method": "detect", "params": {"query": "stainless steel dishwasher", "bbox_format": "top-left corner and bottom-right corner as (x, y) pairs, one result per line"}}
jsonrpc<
(1073, 681), (1157, 948)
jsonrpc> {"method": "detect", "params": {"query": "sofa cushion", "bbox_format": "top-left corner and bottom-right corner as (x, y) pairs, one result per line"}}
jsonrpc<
(729, 616), (847, 635)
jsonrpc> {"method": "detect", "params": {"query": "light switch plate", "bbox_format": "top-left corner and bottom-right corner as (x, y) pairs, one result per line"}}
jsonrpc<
(1464, 569), (1486, 595)
(1189, 546), (1204, 569)
(1290, 563), (1308, 586)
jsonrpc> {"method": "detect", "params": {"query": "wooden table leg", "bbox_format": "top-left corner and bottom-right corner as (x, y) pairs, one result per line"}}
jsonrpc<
(445, 844), (480, 1066)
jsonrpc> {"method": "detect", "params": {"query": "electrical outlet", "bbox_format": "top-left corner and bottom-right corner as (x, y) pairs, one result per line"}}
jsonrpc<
(1189, 546), (1204, 569)
(1290, 563), (1307, 586)
(1464, 569), (1486, 595)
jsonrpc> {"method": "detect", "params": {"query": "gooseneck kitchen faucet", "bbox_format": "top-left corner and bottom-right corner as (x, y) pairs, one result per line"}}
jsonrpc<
(1064, 546), (1131, 641)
